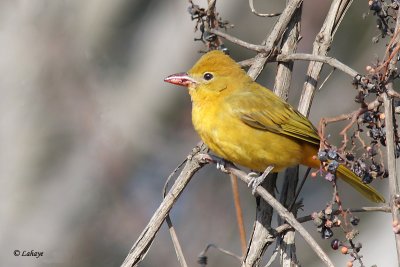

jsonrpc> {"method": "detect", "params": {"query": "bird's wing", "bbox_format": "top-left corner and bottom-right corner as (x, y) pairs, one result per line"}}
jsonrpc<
(226, 88), (320, 145)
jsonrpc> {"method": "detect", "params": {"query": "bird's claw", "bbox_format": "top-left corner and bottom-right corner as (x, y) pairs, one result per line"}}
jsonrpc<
(216, 160), (229, 173)
(247, 166), (274, 195)
(196, 153), (213, 163)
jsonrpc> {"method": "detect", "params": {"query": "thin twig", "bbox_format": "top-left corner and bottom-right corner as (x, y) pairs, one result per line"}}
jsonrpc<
(249, 0), (281, 17)
(230, 173), (247, 256)
(162, 160), (189, 267)
(264, 206), (391, 239)
(320, 107), (366, 152)
(198, 243), (242, 263)
(247, 0), (303, 79)
(165, 216), (188, 267)
(318, 97), (383, 152)
(209, 29), (267, 52)
(318, 68), (336, 91)
(288, 168), (311, 212)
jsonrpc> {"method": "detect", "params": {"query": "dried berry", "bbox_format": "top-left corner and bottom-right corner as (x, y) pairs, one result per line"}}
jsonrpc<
(327, 160), (339, 173)
(370, 163), (380, 172)
(362, 111), (373, 123)
(322, 227), (333, 239)
(369, 0), (382, 12)
(325, 172), (335, 182)
(345, 152), (355, 161)
(354, 242), (362, 252)
(350, 216), (360, 226)
(369, 128), (381, 140)
(327, 150), (337, 160)
(313, 216), (324, 227)
(318, 150), (328, 162)
(362, 172), (373, 184)
(325, 206), (333, 215)
(331, 239), (340, 250)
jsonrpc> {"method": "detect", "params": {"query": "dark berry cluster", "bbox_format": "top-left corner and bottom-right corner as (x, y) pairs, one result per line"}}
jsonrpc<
(339, 75), (399, 185)
(354, 109), (392, 180)
(188, 1), (232, 52)
(312, 207), (341, 239)
(368, 0), (399, 42)
(317, 149), (340, 182)
(319, 211), (364, 266)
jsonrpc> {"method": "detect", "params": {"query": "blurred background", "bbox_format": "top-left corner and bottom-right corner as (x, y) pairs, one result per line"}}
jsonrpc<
(0, 0), (396, 266)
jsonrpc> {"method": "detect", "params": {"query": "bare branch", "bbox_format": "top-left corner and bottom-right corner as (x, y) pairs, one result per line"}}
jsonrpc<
(383, 89), (400, 258)
(298, 0), (354, 116)
(276, 53), (358, 77)
(240, 1), (303, 266)
(209, 29), (267, 52)
(227, 166), (335, 267)
(273, 4), (302, 266)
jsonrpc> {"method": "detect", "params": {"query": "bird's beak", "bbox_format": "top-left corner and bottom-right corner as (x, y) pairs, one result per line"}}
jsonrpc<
(164, 72), (197, 87)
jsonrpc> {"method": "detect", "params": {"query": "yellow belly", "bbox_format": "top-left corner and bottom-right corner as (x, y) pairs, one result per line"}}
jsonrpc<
(192, 105), (304, 172)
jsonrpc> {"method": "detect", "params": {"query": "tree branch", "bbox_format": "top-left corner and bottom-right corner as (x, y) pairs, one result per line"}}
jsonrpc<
(241, 1), (303, 266)
(276, 53), (358, 78)
(384, 89), (400, 259)
(120, 145), (208, 267)
(247, 0), (303, 80)
(298, 0), (353, 116)
(209, 29), (267, 52)
(273, 3), (302, 266)
(227, 166), (335, 267)
(379, 6), (400, 261)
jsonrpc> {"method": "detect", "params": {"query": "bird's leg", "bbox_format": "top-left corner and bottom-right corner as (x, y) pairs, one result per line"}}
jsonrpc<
(196, 154), (231, 173)
(216, 158), (230, 173)
(247, 165), (274, 195)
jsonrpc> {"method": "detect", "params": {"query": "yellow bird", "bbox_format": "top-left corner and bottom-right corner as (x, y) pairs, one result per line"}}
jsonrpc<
(164, 50), (384, 203)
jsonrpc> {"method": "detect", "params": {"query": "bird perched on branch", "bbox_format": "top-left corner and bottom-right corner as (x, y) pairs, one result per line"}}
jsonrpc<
(164, 50), (384, 203)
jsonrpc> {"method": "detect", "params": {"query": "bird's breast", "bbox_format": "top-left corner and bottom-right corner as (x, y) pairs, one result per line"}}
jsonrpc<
(191, 102), (304, 172)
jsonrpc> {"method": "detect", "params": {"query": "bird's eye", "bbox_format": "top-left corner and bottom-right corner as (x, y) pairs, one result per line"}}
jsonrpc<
(203, 72), (213, 81)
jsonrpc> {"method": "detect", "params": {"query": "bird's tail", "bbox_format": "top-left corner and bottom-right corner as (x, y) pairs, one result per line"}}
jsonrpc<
(336, 164), (385, 203)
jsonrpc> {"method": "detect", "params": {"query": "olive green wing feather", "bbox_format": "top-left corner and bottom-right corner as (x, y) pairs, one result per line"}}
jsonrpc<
(226, 87), (320, 145)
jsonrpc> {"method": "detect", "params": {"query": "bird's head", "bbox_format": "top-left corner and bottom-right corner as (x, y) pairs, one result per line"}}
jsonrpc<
(164, 50), (251, 100)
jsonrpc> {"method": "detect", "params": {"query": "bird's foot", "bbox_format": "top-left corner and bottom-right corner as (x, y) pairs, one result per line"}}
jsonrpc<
(195, 154), (231, 174)
(216, 159), (229, 173)
(247, 165), (274, 195)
